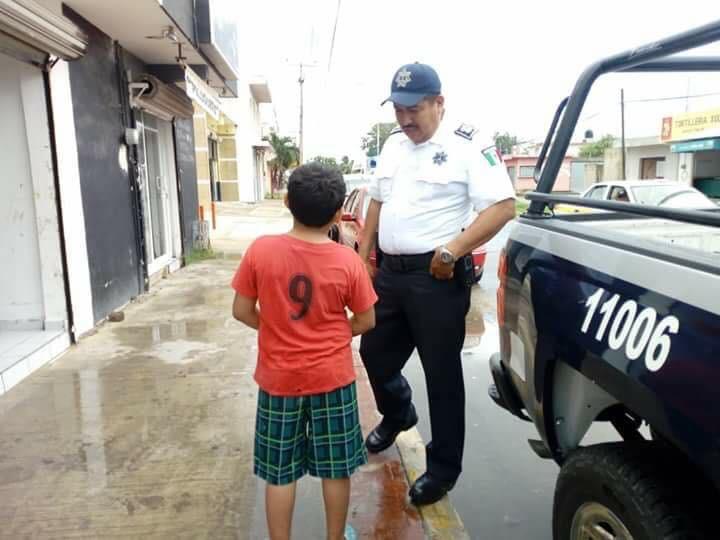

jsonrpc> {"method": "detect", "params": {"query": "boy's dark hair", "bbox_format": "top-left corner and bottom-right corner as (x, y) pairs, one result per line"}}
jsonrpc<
(287, 163), (347, 227)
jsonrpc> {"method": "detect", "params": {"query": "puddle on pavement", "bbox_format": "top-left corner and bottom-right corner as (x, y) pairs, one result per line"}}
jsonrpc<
(0, 263), (259, 538)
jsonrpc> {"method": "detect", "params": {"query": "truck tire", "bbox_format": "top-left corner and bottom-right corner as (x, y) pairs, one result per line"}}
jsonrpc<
(553, 442), (711, 540)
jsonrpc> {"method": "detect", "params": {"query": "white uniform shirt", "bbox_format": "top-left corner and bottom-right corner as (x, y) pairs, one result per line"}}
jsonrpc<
(367, 121), (516, 255)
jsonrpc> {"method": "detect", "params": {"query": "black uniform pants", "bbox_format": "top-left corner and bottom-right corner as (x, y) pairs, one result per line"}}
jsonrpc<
(360, 253), (471, 484)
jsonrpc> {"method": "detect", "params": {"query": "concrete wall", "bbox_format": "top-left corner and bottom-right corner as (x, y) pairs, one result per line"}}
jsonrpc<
(626, 145), (678, 181)
(193, 105), (213, 209)
(224, 91), (265, 202)
(506, 156), (571, 192)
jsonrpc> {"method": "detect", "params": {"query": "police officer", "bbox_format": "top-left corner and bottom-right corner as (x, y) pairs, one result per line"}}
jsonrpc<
(358, 63), (516, 506)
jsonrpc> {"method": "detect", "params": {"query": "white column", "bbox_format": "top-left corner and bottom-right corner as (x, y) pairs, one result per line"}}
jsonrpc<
(48, 61), (95, 336)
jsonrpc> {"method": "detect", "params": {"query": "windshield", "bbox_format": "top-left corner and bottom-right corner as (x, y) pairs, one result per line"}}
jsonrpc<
(655, 190), (718, 210)
(629, 185), (717, 209)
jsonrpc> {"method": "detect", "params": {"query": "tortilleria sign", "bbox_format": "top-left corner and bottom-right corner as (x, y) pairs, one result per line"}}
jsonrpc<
(184, 67), (221, 120)
(661, 108), (720, 143)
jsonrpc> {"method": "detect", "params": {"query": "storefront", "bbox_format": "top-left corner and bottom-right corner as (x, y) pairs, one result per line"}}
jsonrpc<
(129, 73), (194, 276)
(662, 108), (720, 200)
(184, 66), (239, 209)
(0, 0), (87, 393)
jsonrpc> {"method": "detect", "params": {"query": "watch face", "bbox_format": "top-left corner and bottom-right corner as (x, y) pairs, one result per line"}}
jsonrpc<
(440, 251), (454, 264)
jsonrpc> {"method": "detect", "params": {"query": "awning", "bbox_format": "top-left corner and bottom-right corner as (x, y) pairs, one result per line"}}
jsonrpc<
(130, 74), (194, 122)
(670, 138), (720, 153)
(0, 0), (87, 65)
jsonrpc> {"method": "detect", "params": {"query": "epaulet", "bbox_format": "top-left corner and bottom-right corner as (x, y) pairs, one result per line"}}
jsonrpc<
(454, 123), (477, 141)
(389, 126), (403, 136)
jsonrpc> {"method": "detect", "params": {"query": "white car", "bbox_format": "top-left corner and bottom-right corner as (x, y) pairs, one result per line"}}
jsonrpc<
(580, 180), (717, 210)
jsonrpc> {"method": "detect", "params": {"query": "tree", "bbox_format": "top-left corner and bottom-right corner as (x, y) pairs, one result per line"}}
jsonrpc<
(340, 155), (353, 174)
(361, 122), (397, 157)
(579, 134), (615, 158)
(493, 131), (518, 155)
(265, 132), (299, 197)
(310, 155), (340, 170)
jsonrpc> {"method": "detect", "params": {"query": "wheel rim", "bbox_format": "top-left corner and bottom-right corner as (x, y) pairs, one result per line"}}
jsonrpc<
(569, 502), (634, 540)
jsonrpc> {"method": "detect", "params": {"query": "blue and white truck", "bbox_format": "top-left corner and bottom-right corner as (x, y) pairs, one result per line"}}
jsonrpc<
(490, 20), (720, 540)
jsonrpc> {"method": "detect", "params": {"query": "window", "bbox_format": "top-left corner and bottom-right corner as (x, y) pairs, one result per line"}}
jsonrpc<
(519, 165), (535, 178)
(361, 192), (371, 219)
(344, 190), (358, 213)
(507, 166), (517, 183)
(586, 186), (607, 200)
(640, 157), (666, 179)
(608, 186), (629, 202)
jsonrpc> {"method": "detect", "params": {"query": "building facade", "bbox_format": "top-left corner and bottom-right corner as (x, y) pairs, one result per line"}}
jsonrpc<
(0, 0), (240, 393)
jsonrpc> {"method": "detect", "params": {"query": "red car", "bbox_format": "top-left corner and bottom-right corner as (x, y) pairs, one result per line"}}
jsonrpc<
(334, 187), (486, 282)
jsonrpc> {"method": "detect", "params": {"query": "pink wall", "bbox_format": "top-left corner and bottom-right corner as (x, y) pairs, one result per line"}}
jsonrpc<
(504, 156), (571, 192)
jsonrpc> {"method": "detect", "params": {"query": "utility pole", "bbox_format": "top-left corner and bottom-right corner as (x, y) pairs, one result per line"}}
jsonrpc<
(299, 63), (305, 165)
(620, 88), (626, 180)
(376, 122), (380, 157)
(286, 61), (316, 165)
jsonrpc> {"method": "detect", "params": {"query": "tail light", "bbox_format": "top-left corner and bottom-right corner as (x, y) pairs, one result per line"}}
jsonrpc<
(497, 249), (508, 326)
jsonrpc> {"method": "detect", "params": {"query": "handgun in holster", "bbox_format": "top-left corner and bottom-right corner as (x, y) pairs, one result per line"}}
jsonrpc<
(455, 254), (475, 289)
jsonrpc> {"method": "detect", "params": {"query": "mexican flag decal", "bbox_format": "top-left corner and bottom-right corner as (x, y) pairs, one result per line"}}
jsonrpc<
(482, 146), (502, 167)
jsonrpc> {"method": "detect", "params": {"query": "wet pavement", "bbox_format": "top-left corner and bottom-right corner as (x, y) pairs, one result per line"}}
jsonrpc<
(0, 201), (426, 539)
(0, 261), (260, 538)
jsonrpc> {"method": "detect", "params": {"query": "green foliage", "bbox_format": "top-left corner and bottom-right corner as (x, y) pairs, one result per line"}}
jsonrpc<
(310, 155), (340, 170)
(493, 131), (518, 155)
(579, 134), (615, 158)
(265, 132), (299, 195)
(361, 122), (397, 157)
(185, 248), (216, 265)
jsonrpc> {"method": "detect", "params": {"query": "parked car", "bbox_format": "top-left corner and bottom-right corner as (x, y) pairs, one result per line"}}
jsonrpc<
(559, 180), (718, 213)
(332, 187), (487, 282)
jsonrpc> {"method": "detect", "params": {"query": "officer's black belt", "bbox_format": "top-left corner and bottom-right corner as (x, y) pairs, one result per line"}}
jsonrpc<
(383, 252), (435, 272)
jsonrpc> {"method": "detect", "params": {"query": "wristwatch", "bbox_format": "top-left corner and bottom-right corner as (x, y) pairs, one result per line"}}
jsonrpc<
(439, 246), (457, 265)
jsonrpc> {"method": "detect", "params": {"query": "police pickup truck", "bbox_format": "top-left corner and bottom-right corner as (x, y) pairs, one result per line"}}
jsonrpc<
(489, 21), (720, 540)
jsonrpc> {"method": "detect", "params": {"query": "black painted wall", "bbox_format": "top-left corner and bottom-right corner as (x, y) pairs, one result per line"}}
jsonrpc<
(63, 8), (142, 322)
(173, 117), (199, 257)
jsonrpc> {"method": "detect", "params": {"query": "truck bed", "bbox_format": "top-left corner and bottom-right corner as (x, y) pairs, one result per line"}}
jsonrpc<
(582, 217), (720, 257)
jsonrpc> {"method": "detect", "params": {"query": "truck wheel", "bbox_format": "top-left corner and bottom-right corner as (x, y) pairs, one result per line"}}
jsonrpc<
(553, 443), (710, 540)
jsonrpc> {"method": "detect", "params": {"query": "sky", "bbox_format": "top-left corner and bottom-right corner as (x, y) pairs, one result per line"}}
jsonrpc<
(235, 1), (720, 163)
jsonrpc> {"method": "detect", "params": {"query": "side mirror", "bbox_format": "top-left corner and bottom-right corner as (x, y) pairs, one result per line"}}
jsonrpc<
(341, 213), (355, 222)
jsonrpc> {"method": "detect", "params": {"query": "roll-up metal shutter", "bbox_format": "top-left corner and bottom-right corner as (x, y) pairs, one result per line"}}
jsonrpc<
(0, 0), (87, 65)
(130, 73), (194, 122)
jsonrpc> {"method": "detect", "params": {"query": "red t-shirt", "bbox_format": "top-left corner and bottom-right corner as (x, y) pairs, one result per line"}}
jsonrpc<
(231, 234), (377, 396)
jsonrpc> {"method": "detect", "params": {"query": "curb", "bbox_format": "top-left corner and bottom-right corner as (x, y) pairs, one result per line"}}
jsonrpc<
(395, 428), (470, 540)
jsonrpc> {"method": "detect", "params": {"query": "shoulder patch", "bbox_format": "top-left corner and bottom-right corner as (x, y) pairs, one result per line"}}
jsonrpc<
(454, 123), (477, 140)
(481, 145), (502, 167)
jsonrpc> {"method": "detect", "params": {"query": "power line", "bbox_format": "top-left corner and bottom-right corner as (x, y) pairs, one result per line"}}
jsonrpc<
(328, 0), (342, 71)
(624, 91), (720, 103)
(578, 90), (720, 122)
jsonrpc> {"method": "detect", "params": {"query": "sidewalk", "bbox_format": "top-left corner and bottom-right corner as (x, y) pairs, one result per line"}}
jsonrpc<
(0, 257), (426, 539)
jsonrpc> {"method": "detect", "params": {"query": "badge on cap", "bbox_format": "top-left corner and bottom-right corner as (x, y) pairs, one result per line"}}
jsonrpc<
(395, 67), (413, 88)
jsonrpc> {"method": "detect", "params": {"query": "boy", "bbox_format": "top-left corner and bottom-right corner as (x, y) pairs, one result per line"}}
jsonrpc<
(231, 163), (377, 540)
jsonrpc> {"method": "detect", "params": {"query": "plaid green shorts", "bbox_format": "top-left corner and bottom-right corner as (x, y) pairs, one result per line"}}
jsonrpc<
(254, 382), (367, 486)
